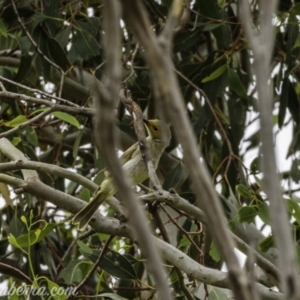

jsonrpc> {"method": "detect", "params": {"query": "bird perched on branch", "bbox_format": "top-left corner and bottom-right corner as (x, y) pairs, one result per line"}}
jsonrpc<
(72, 119), (171, 230)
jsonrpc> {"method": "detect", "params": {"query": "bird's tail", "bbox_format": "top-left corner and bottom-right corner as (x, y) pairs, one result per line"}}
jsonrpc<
(72, 188), (106, 230)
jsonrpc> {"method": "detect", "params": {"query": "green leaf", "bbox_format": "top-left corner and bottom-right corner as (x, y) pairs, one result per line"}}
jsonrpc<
(94, 169), (106, 186)
(236, 184), (252, 198)
(32, 26), (51, 80)
(202, 64), (227, 83)
(177, 235), (190, 249)
(0, 19), (7, 37)
(77, 188), (91, 202)
(58, 260), (83, 284)
(287, 199), (300, 224)
(208, 287), (230, 300)
(52, 112), (80, 128)
(287, 82), (300, 125)
(55, 26), (72, 48)
(25, 126), (38, 146)
(278, 77), (289, 128)
(174, 27), (203, 53)
(250, 157), (260, 174)
(80, 247), (138, 280)
(14, 36), (33, 82)
(259, 235), (274, 252)
(11, 137), (22, 146)
(15, 223), (56, 248)
(5, 115), (27, 127)
(77, 240), (93, 255)
(32, 12), (52, 27)
(20, 216), (27, 226)
(257, 203), (270, 225)
(228, 69), (248, 100)
(47, 36), (71, 71)
(8, 233), (26, 253)
(209, 240), (221, 262)
(43, 277), (67, 300)
(73, 129), (83, 158)
(238, 206), (257, 223)
(163, 162), (184, 190)
(73, 27), (100, 60)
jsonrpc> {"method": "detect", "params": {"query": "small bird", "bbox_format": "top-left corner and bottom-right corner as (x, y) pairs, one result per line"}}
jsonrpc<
(72, 119), (171, 230)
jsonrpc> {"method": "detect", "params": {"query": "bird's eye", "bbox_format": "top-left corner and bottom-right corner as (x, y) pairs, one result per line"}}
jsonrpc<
(153, 126), (158, 131)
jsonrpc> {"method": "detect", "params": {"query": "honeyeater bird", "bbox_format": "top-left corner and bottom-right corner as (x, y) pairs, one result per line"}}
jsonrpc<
(72, 119), (171, 230)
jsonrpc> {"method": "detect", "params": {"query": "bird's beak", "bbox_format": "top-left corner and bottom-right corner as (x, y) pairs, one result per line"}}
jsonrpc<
(143, 119), (149, 125)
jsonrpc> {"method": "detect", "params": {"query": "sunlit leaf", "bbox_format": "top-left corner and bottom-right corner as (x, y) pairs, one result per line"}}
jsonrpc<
(202, 65), (227, 83)
(5, 115), (27, 127)
(52, 112), (80, 128)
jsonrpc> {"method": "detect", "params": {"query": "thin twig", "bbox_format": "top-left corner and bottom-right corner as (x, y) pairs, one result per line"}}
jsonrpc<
(0, 91), (93, 117)
(160, 204), (204, 264)
(0, 81), (6, 91)
(58, 72), (66, 98)
(0, 76), (79, 107)
(123, 43), (139, 83)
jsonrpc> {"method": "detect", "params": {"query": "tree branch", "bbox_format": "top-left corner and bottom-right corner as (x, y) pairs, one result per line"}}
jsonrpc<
(0, 173), (282, 299)
(239, 1), (300, 298)
(94, 1), (173, 299)
(0, 91), (94, 117)
(121, 1), (254, 299)
(0, 76), (79, 107)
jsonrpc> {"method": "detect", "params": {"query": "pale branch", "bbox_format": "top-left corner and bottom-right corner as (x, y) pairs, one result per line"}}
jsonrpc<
(0, 80), (6, 91)
(0, 160), (96, 192)
(0, 139), (279, 285)
(122, 1), (254, 299)
(0, 76), (79, 107)
(0, 138), (38, 180)
(94, 1), (172, 299)
(0, 172), (283, 300)
(0, 172), (282, 299)
(239, 1), (300, 298)
(156, 239), (283, 300)
(0, 91), (94, 117)
(142, 191), (279, 283)
(140, 190), (206, 223)
(159, 0), (184, 50)
(0, 173), (128, 237)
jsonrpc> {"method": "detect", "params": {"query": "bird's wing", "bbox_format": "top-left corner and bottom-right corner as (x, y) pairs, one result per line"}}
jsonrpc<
(119, 141), (140, 165)
(97, 142), (139, 179)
